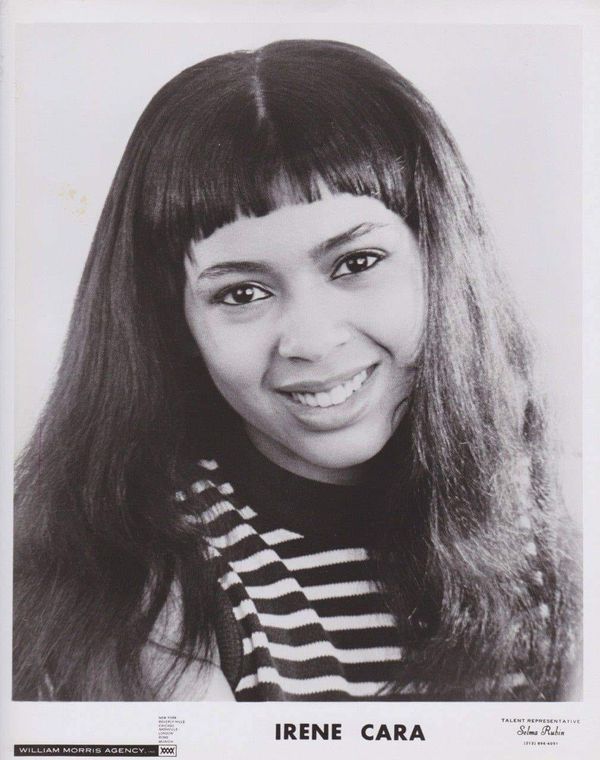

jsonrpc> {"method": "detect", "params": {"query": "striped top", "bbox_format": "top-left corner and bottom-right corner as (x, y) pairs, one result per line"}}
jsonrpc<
(171, 431), (566, 701)
(174, 438), (411, 701)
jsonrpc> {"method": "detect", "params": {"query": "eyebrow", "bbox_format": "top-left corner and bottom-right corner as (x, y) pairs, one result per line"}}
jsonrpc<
(194, 221), (391, 281)
(312, 221), (390, 259)
(195, 260), (273, 281)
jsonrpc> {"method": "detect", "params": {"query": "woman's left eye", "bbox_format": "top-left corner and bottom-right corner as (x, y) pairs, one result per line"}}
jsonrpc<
(332, 251), (383, 279)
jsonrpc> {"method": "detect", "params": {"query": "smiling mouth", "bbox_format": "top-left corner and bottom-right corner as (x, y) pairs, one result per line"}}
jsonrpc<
(281, 366), (375, 409)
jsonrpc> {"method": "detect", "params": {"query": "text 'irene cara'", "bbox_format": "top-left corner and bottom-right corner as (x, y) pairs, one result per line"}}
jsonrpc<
(274, 723), (425, 741)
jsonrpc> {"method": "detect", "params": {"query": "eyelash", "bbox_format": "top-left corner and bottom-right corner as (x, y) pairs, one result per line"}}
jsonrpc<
(217, 284), (272, 306)
(214, 250), (384, 306)
(331, 250), (383, 278)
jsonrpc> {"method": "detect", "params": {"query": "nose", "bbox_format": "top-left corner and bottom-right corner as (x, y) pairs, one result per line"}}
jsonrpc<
(277, 294), (352, 362)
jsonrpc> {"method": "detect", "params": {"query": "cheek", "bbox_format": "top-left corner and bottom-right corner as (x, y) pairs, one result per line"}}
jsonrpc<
(365, 274), (425, 364)
(185, 305), (271, 399)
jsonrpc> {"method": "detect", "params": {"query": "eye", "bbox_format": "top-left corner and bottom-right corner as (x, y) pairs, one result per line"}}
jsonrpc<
(218, 283), (272, 306)
(332, 251), (383, 279)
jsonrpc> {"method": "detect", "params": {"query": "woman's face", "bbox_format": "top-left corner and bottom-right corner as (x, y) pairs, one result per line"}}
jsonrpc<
(184, 192), (425, 484)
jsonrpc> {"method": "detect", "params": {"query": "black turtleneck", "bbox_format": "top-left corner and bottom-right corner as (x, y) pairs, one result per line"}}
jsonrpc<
(213, 422), (402, 547)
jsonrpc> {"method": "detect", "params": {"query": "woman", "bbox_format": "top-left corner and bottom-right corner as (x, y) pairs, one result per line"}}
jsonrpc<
(13, 39), (580, 701)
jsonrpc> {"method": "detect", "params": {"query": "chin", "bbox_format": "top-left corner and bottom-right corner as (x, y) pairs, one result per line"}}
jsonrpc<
(299, 429), (391, 471)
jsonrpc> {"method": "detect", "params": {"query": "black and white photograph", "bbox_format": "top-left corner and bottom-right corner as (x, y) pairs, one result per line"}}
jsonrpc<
(2, 1), (599, 757)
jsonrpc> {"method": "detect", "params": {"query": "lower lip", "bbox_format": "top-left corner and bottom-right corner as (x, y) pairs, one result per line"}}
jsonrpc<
(276, 365), (379, 432)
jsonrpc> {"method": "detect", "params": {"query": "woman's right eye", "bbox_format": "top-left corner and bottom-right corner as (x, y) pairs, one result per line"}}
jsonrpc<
(217, 284), (272, 306)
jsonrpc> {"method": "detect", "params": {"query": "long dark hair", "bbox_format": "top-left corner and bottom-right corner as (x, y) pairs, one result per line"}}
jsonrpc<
(14, 39), (580, 700)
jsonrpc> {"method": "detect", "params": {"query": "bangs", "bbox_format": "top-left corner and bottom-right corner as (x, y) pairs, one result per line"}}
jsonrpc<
(135, 45), (420, 259)
(185, 117), (414, 244)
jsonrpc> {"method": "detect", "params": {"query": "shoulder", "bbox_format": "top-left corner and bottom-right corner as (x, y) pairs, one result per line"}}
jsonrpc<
(174, 456), (236, 508)
(143, 585), (235, 701)
(142, 641), (234, 701)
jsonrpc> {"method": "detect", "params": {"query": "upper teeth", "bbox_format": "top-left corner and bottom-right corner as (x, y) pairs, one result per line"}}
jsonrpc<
(290, 369), (369, 408)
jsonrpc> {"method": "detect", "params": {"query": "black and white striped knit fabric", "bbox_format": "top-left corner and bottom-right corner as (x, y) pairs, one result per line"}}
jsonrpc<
(171, 428), (566, 701)
(174, 433), (410, 701)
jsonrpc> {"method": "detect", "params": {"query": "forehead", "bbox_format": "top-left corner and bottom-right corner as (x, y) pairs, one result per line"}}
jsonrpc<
(188, 193), (413, 267)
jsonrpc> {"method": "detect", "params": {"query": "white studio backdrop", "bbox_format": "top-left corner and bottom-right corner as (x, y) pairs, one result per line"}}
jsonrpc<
(15, 23), (581, 515)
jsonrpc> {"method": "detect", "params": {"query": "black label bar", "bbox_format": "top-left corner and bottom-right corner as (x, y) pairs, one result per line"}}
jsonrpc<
(14, 747), (161, 757)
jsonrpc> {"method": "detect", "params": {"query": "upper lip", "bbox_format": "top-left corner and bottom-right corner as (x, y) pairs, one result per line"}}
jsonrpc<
(274, 364), (376, 394)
